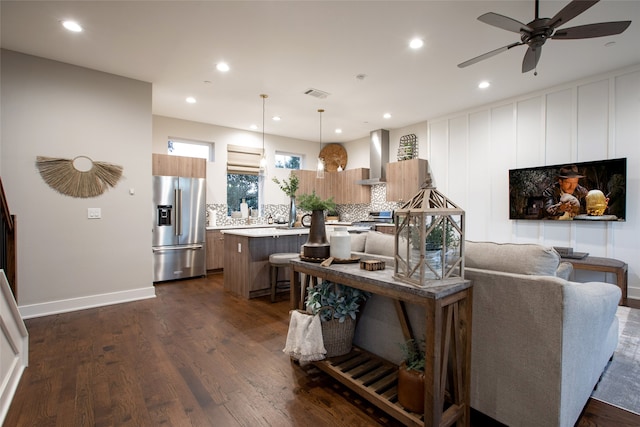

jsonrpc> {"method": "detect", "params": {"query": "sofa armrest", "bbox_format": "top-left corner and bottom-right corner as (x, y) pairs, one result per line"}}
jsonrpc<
(556, 261), (573, 280)
(559, 281), (620, 424)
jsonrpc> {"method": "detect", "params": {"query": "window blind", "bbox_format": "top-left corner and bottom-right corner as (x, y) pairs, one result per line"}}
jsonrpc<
(227, 144), (264, 175)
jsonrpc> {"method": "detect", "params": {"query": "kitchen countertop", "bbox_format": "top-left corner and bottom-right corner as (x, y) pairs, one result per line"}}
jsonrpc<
(221, 225), (372, 237)
(206, 223), (288, 231)
(221, 227), (309, 237)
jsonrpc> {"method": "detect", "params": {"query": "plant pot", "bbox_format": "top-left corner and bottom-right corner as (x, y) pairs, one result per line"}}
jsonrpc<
(302, 210), (330, 259)
(397, 363), (425, 413)
(320, 316), (356, 357)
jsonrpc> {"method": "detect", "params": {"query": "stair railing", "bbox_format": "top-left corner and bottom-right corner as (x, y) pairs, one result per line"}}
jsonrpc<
(0, 178), (17, 300)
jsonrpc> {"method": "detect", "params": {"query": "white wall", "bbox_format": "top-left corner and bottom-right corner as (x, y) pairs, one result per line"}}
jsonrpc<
(152, 115), (320, 206)
(1, 50), (155, 317)
(426, 64), (640, 299)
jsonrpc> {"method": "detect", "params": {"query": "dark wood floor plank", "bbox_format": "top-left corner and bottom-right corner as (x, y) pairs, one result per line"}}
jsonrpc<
(5, 274), (639, 427)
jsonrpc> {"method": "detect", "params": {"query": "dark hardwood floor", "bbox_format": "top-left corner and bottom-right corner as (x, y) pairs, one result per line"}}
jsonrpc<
(5, 274), (639, 426)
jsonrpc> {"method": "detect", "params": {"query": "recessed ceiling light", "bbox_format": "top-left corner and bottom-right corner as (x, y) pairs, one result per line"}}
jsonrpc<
(335, 129), (342, 134)
(62, 20), (83, 32)
(250, 124), (258, 130)
(186, 97), (196, 104)
(478, 81), (491, 89)
(216, 62), (230, 72)
(409, 38), (424, 49)
(272, 116), (281, 121)
(383, 113), (392, 119)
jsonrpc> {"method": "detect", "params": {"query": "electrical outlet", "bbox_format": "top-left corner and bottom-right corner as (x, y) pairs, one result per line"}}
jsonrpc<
(88, 208), (101, 219)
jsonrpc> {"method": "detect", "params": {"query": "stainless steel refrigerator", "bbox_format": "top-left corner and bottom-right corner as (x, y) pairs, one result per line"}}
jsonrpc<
(152, 175), (206, 282)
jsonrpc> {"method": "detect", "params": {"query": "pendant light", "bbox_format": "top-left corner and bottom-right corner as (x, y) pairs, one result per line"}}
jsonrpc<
(316, 108), (325, 179)
(259, 94), (268, 176)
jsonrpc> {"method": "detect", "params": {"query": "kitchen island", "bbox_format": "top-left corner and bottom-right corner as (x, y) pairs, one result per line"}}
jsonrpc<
(222, 225), (371, 299)
(222, 227), (309, 299)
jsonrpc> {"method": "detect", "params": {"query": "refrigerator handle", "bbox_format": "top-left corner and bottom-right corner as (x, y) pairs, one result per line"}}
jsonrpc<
(175, 188), (182, 236)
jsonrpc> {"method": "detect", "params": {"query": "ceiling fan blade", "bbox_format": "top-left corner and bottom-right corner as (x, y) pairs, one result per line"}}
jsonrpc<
(552, 21), (632, 39)
(478, 12), (533, 33)
(458, 42), (523, 68)
(522, 46), (542, 73)
(548, 0), (600, 29)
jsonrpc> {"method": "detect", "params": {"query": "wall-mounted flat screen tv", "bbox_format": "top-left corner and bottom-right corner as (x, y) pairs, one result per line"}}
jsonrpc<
(509, 158), (626, 221)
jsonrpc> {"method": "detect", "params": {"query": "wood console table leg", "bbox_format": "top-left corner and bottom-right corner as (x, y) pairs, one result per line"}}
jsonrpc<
(424, 297), (441, 427)
(424, 290), (472, 427)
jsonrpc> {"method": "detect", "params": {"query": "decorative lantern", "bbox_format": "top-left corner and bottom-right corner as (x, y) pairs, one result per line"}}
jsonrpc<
(394, 177), (465, 286)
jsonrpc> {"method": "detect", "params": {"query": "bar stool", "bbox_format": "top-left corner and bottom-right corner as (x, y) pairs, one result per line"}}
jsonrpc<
(269, 253), (299, 302)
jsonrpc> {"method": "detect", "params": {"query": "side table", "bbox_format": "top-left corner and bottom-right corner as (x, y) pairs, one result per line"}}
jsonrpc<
(561, 255), (628, 306)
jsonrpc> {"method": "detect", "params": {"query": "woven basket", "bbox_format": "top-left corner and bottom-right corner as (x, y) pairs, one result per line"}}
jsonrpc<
(319, 307), (356, 357)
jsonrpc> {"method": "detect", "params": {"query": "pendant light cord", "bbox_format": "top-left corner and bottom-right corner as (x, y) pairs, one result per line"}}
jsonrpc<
(260, 94), (268, 175)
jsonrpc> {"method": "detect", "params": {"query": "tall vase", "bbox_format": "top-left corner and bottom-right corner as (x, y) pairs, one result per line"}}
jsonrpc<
(288, 196), (296, 229)
(302, 210), (330, 259)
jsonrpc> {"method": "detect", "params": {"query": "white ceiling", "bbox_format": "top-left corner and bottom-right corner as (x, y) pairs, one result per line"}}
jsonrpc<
(2, 1), (639, 144)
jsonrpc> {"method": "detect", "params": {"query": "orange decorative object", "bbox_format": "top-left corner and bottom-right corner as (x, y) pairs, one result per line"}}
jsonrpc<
(319, 143), (347, 172)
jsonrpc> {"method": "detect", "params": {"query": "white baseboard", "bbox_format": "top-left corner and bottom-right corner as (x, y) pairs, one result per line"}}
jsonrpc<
(628, 285), (640, 301)
(18, 286), (156, 319)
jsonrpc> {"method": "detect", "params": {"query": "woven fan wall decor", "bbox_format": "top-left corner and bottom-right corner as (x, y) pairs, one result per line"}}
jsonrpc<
(36, 155), (123, 198)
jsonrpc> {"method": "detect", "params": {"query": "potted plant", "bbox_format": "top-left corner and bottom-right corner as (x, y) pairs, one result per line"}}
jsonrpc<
(425, 218), (458, 250)
(397, 338), (426, 413)
(306, 280), (371, 357)
(326, 209), (339, 222)
(272, 172), (300, 227)
(271, 172), (299, 198)
(297, 190), (336, 213)
(298, 191), (336, 259)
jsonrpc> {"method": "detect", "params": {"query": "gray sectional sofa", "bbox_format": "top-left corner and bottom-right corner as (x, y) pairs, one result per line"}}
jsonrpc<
(347, 234), (621, 427)
(465, 241), (620, 427)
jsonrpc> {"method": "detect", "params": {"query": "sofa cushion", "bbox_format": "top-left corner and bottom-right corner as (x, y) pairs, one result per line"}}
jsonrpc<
(465, 241), (561, 276)
(364, 231), (395, 257)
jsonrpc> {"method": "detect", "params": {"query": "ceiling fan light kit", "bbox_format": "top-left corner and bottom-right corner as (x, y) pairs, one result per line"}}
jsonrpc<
(458, 0), (632, 74)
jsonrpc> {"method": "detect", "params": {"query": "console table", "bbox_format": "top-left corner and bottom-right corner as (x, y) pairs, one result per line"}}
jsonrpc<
(289, 259), (472, 427)
(561, 256), (628, 305)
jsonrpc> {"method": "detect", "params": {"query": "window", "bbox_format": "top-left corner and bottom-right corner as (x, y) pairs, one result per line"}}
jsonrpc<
(226, 144), (265, 216)
(275, 152), (302, 170)
(168, 138), (214, 161)
(227, 174), (260, 215)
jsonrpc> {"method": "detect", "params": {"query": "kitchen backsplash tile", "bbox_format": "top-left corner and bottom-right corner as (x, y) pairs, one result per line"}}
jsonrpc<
(207, 183), (401, 226)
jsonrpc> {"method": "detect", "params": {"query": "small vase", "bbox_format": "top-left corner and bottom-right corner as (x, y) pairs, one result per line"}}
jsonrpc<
(397, 363), (425, 413)
(288, 196), (296, 229)
(330, 226), (351, 260)
(302, 210), (330, 259)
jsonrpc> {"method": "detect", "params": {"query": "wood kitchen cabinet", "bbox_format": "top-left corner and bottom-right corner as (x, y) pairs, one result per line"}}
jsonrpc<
(293, 168), (370, 204)
(223, 230), (308, 299)
(152, 153), (206, 178)
(206, 229), (225, 271)
(386, 158), (429, 202)
(293, 170), (328, 199)
(334, 168), (370, 204)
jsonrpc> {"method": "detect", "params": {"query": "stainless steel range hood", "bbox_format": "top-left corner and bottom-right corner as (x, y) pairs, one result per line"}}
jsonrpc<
(357, 129), (389, 185)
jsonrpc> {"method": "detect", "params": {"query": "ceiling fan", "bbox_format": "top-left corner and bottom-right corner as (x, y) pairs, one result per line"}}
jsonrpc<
(458, 0), (632, 74)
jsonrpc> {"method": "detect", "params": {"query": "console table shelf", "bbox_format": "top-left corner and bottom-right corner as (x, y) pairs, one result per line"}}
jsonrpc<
(315, 346), (425, 427)
(290, 259), (472, 427)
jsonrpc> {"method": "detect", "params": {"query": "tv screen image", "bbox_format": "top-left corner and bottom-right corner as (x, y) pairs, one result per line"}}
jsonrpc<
(509, 158), (626, 221)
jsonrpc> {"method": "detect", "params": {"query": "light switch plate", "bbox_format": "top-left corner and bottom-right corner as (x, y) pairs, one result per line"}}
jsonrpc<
(88, 208), (101, 219)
